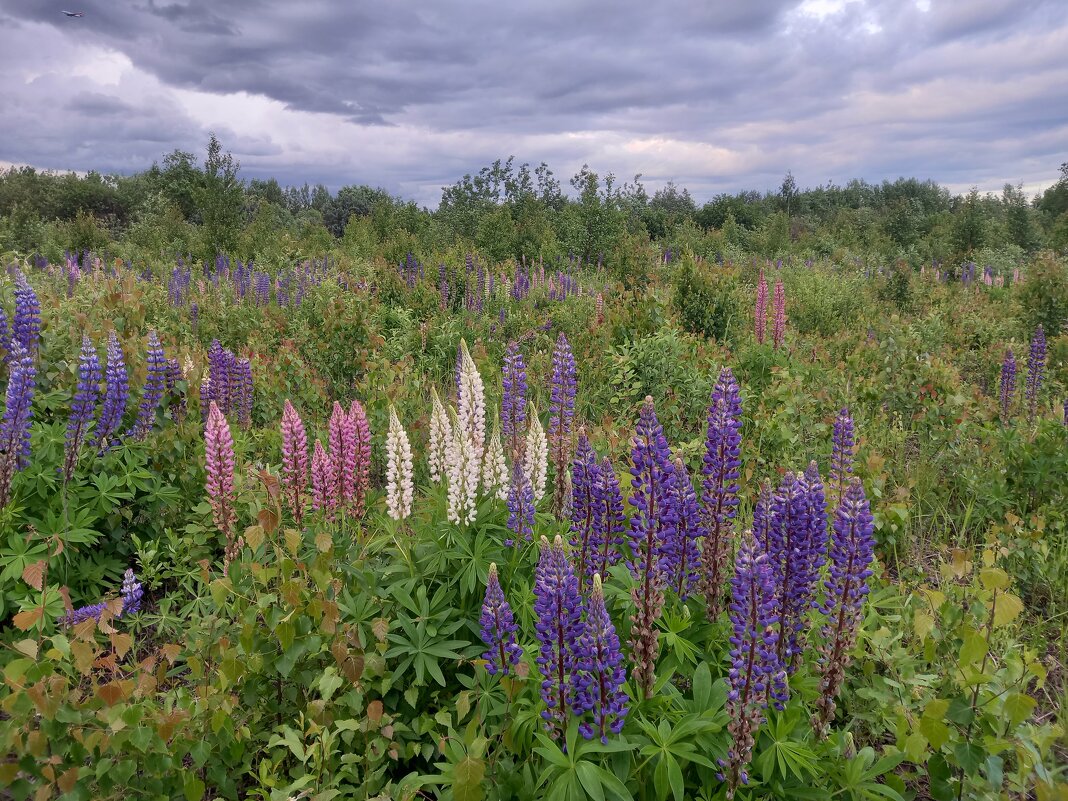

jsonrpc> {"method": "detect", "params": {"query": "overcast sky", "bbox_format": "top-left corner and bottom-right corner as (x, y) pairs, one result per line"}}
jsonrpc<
(1, 0), (1065, 207)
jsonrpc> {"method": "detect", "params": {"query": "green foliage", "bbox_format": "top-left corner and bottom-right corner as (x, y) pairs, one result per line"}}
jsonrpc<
(671, 258), (737, 342)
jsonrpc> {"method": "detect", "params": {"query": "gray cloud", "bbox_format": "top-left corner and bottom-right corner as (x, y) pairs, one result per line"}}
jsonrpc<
(0, 0), (1065, 206)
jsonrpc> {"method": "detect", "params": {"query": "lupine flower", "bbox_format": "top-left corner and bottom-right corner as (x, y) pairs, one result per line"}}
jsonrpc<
(348, 400), (372, 517)
(720, 532), (787, 797)
(129, 330), (168, 440)
(92, 332), (128, 453)
(428, 387), (451, 483)
(998, 350), (1016, 423)
(0, 343), (36, 506)
(662, 458), (704, 599)
(533, 535), (586, 739)
(524, 403), (548, 502)
(457, 340), (486, 459)
(63, 336), (102, 481)
(12, 271), (40, 356)
(772, 279), (786, 349)
(205, 340), (230, 415)
(813, 478), (875, 735)
(1026, 324), (1046, 423)
(235, 359), (253, 428)
(754, 269), (768, 345)
(446, 407), (480, 526)
(700, 368), (743, 618)
(310, 439), (337, 519)
(627, 397), (675, 699)
(480, 563), (523, 676)
(204, 401), (239, 573)
(506, 458), (536, 546)
(482, 423), (509, 501)
(548, 333), (577, 515)
(501, 341), (528, 459)
(386, 405), (414, 521)
(280, 400), (308, 525)
(569, 431), (600, 591)
(573, 574), (629, 743)
(588, 456), (626, 581)
(329, 401), (357, 511)
(62, 568), (144, 626)
(0, 306), (9, 357)
(829, 408), (855, 507)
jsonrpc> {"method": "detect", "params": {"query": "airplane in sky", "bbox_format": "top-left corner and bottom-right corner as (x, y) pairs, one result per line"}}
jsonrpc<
(61, 10), (85, 17)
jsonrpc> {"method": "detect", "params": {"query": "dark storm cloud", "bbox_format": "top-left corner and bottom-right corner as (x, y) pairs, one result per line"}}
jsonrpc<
(0, 0), (1065, 204)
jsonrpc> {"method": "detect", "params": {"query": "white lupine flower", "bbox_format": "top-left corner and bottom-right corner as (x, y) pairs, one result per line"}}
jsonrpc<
(446, 407), (480, 526)
(482, 424), (509, 501)
(386, 405), (414, 520)
(428, 387), (451, 483)
(457, 340), (486, 460)
(524, 403), (548, 502)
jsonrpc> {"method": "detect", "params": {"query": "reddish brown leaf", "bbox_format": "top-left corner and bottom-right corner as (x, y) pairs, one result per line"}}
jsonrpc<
(21, 560), (46, 591)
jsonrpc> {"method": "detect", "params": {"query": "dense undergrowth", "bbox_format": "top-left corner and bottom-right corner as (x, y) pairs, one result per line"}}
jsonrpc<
(0, 241), (1066, 801)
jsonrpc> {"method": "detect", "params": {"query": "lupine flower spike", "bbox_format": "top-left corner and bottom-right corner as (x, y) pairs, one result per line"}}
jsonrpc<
(310, 439), (337, 520)
(348, 400), (372, 517)
(548, 333), (577, 516)
(62, 568), (144, 626)
(280, 400), (308, 525)
(457, 340), (486, 460)
(480, 563), (522, 676)
(663, 457), (704, 599)
(0, 343), (36, 506)
(1025, 324), (1046, 423)
(813, 479), (875, 735)
(130, 330), (168, 440)
(589, 456), (626, 580)
(829, 407), (855, 508)
(93, 331), (128, 453)
(999, 350), (1016, 423)
(772, 279), (786, 349)
(329, 401), (357, 512)
(446, 407), (479, 526)
(573, 574), (629, 743)
(501, 341), (528, 460)
(204, 401), (239, 574)
(569, 431), (600, 591)
(428, 387), (451, 483)
(483, 420), (509, 501)
(386, 405), (414, 521)
(524, 403), (548, 502)
(63, 336), (101, 482)
(754, 269), (768, 345)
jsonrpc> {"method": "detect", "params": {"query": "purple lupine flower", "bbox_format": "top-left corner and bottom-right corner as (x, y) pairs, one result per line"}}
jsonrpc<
(569, 431), (600, 592)
(235, 359), (253, 428)
(190, 302), (199, 329)
(63, 336), (101, 481)
(754, 269), (768, 345)
(501, 341), (528, 459)
(999, 350), (1016, 423)
(661, 457), (704, 600)
(0, 342), (36, 506)
(0, 306), (9, 357)
(813, 478), (875, 735)
(93, 331), (128, 453)
(700, 368), (743, 618)
(548, 333), (577, 515)
(129, 331), (168, 440)
(589, 456), (626, 581)
(479, 563), (522, 676)
(12, 271), (41, 356)
(573, 574), (629, 743)
(455, 344), (465, 403)
(1025, 324), (1046, 423)
(627, 396), (676, 699)
(829, 408), (855, 507)
(506, 458), (535, 547)
(62, 568), (143, 626)
(719, 531), (786, 797)
(533, 535), (587, 739)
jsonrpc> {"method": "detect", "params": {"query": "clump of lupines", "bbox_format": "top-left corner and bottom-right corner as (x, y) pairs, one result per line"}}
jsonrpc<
(547, 333), (577, 515)
(999, 350), (1016, 423)
(12, 271), (41, 356)
(62, 568), (144, 626)
(501, 341), (528, 459)
(627, 397), (676, 699)
(772, 278), (786, 349)
(204, 401), (239, 574)
(129, 331), (168, 440)
(829, 408), (855, 506)
(0, 342), (36, 506)
(348, 400), (372, 517)
(533, 535), (586, 739)
(662, 457), (704, 599)
(63, 336), (102, 481)
(1025, 324), (1046, 423)
(700, 368), (743, 618)
(310, 439), (337, 519)
(92, 331), (129, 453)
(524, 403), (548, 502)
(428, 388), (451, 483)
(385, 405), (413, 521)
(506, 458), (536, 545)
(480, 563), (523, 676)
(202, 340), (252, 424)
(573, 574), (629, 743)
(456, 340), (486, 461)
(813, 478), (875, 735)
(280, 400), (309, 525)
(754, 268), (768, 344)
(446, 407), (480, 526)
(720, 532), (787, 798)
(569, 431), (600, 591)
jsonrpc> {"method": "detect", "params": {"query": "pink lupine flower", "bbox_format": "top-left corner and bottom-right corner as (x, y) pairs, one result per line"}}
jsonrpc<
(311, 439), (337, 520)
(754, 269), (768, 344)
(204, 401), (239, 573)
(329, 401), (357, 510)
(280, 400), (308, 525)
(348, 400), (372, 517)
(772, 279), (786, 350)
